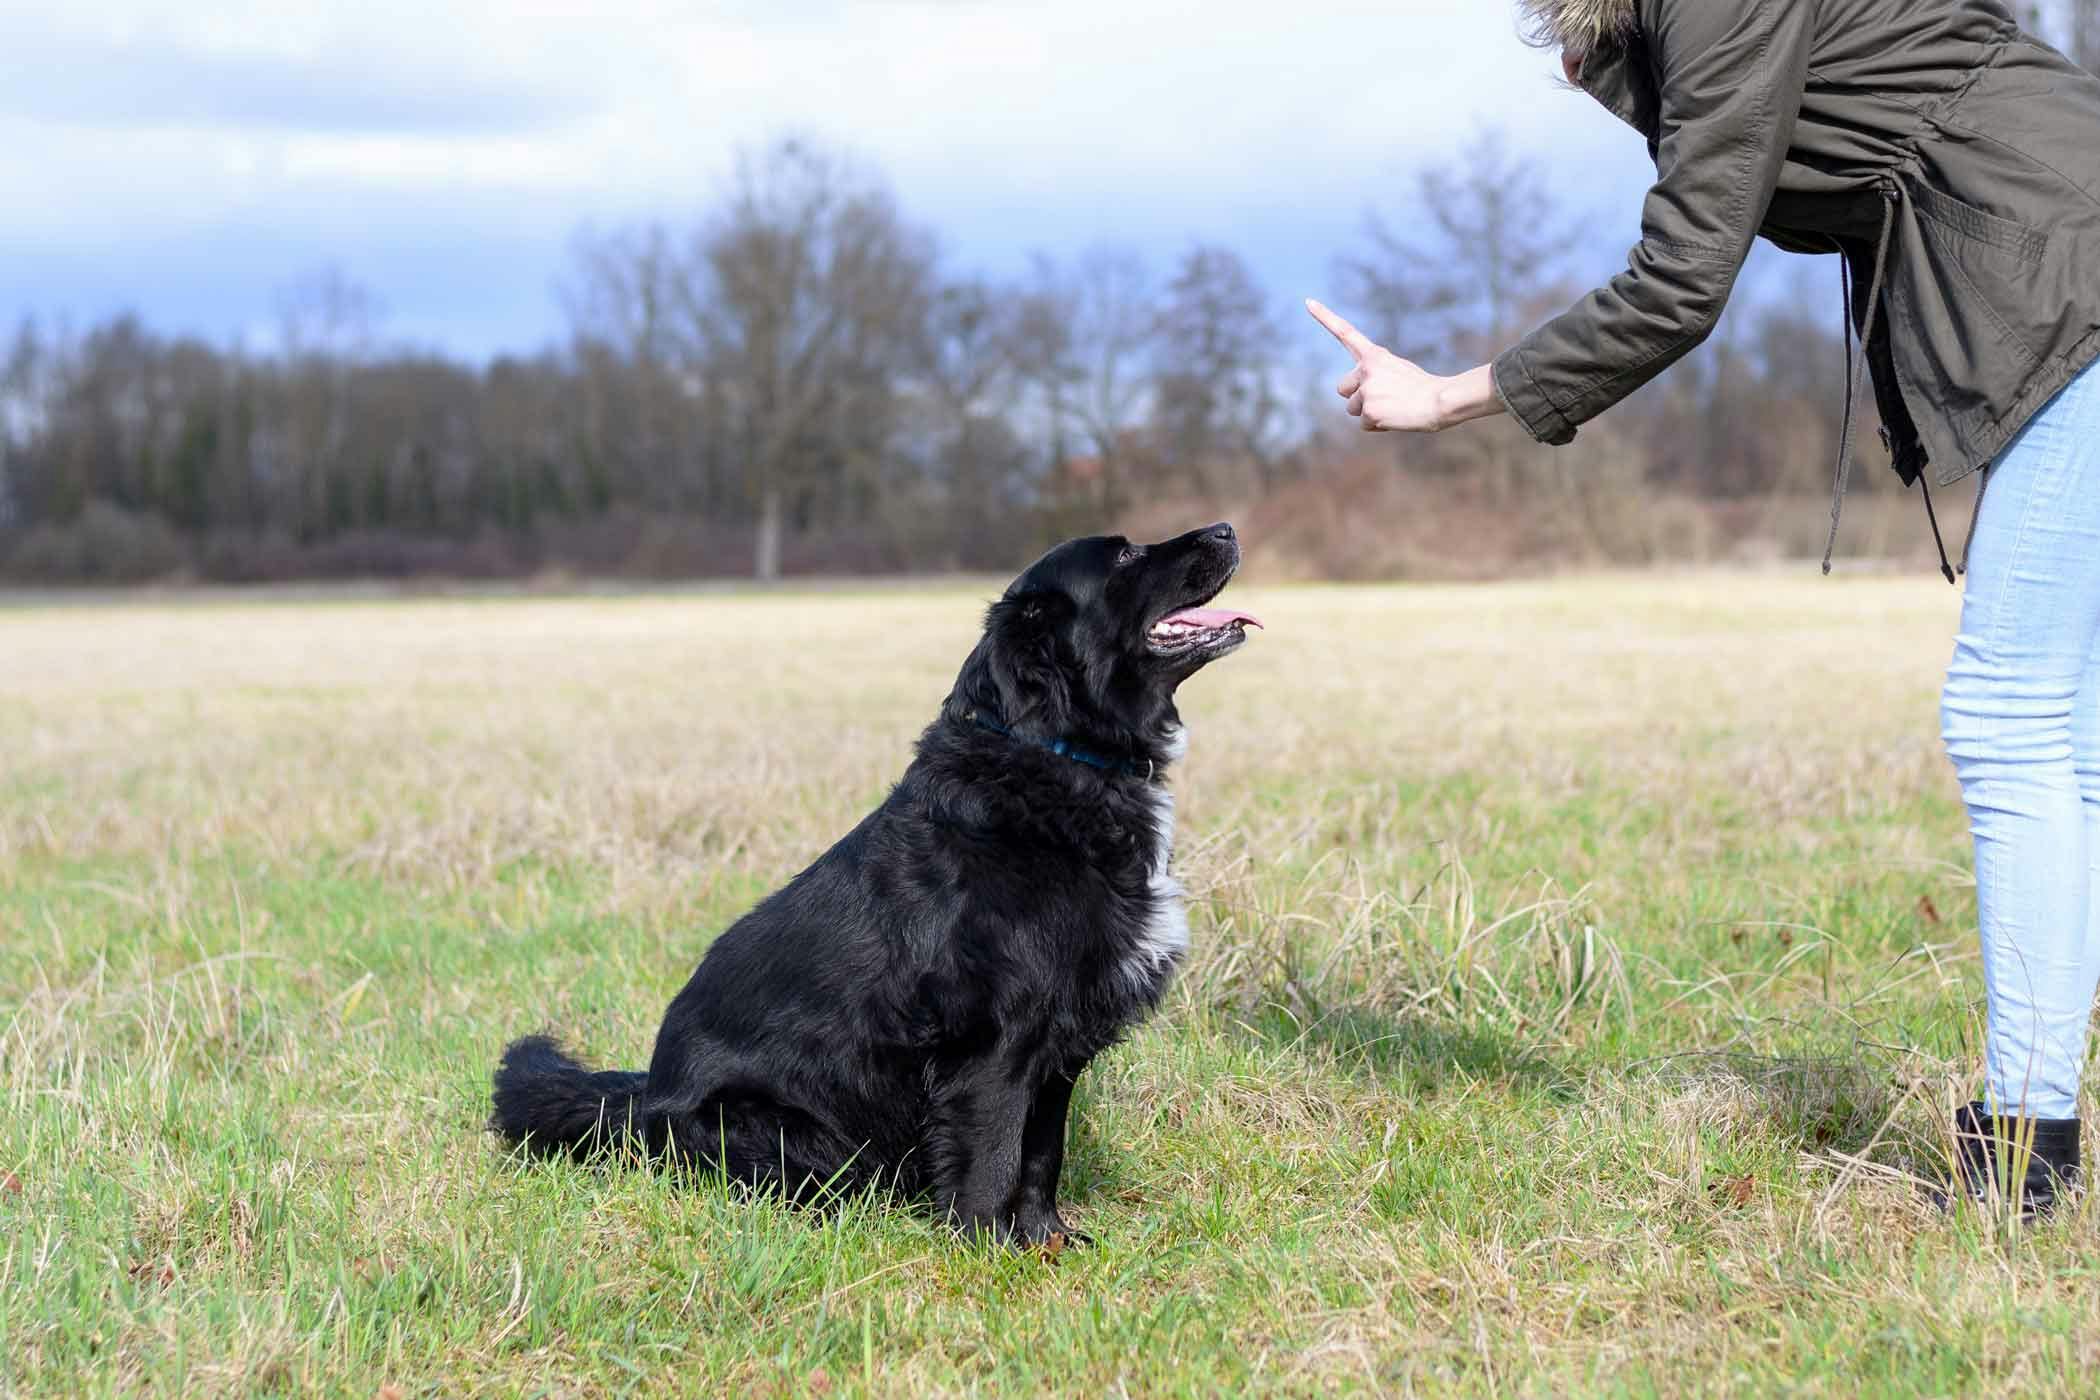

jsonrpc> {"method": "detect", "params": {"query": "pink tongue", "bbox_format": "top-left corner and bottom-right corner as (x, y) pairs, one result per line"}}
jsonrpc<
(1161, 606), (1263, 630)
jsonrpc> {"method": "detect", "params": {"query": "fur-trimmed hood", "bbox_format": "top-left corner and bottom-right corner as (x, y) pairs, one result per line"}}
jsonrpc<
(1517, 0), (1637, 50)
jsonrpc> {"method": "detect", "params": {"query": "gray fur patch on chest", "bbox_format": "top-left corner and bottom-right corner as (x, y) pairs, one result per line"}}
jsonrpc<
(1125, 724), (1191, 990)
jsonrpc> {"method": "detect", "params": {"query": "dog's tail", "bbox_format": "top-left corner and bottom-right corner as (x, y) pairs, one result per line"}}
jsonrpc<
(490, 1034), (652, 1159)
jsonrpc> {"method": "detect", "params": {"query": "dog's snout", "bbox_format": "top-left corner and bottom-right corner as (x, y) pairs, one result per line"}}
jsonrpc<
(1204, 523), (1235, 545)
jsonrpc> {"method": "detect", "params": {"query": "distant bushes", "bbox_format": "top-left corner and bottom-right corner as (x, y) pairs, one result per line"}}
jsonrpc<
(1, 500), (189, 584)
(0, 500), (921, 585)
(0, 478), (1954, 588)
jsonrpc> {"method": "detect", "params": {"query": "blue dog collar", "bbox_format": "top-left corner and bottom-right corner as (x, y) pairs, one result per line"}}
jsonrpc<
(964, 710), (1154, 781)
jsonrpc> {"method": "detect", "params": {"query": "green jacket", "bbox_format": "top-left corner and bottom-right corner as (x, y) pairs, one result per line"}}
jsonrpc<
(1494, 0), (2100, 501)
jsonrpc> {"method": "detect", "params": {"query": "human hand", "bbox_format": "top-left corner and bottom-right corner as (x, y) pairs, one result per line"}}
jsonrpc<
(1305, 300), (1503, 433)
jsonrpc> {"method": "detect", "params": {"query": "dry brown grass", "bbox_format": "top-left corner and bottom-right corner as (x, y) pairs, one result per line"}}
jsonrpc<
(0, 572), (1957, 879)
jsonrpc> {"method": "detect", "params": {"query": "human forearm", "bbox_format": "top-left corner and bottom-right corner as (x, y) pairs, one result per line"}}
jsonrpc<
(1499, 0), (1813, 445)
(1431, 364), (1505, 431)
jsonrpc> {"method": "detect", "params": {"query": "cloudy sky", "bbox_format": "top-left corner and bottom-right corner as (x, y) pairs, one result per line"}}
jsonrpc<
(1, 0), (1702, 363)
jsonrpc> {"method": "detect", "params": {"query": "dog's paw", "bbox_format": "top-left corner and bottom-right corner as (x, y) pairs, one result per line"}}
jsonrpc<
(1014, 1209), (1092, 1255)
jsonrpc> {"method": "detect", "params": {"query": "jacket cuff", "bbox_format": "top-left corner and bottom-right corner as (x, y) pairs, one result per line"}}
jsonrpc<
(1492, 345), (1578, 447)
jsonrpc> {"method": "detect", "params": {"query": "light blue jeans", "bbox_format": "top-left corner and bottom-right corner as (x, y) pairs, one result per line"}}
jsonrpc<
(1943, 359), (2100, 1120)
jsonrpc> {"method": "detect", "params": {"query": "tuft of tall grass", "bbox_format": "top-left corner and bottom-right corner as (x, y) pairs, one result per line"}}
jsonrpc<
(1188, 853), (1631, 1053)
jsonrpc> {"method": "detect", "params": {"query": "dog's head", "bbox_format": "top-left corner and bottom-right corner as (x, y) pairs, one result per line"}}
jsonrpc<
(947, 523), (1258, 767)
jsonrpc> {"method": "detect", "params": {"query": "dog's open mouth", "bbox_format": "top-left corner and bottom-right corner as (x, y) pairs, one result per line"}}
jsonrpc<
(1145, 604), (1263, 658)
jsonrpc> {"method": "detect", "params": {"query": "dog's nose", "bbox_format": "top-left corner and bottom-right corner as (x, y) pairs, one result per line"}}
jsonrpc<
(1204, 522), (1236, 544)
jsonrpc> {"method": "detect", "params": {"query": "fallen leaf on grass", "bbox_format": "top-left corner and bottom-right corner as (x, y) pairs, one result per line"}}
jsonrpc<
(1917, 895), (1942, 925)
(127, 1258), (176, 1287)
(1, 1172), (21, 1196)
(1709, 1174), (1756, 1209)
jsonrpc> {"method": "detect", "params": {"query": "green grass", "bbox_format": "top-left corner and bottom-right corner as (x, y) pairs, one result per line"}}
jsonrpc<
(4, 573), (2096, 1396)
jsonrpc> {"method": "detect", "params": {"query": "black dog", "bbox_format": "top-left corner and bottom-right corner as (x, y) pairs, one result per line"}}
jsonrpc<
(490, 523), (1258, 1243)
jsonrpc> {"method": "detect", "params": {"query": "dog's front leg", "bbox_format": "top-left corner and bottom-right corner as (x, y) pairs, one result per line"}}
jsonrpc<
(928, 1058), (1034, 1243)
(1013, 1070), (1088, 1245)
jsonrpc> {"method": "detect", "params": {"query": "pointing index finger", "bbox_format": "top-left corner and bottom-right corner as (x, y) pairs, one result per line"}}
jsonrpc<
(1306, 299), (1375, 360)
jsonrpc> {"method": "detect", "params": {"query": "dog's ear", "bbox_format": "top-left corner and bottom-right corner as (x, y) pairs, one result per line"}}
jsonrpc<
(956, 588), (1075, 737)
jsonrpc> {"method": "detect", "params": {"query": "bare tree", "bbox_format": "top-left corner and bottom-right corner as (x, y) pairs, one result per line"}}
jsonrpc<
(274, 265), (381, 365)
(1152, 244), (1286, 494)
(560, 223), (709, 512)
(1337, 127), (1578, 495)
(684, 137), (933, 579)
(1009, 246), (1159, 520)
(1335, 130), (1571, 369)
(1379, 128), (1573, 361)
(0, 319), (44, 526)
(902, 279), (1038, 567)
(271, 266), (385, 539)
(1329, 244), (1450, 367)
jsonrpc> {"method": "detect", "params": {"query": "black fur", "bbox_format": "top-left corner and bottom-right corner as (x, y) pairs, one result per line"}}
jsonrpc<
(490, 523), (1250, 1243)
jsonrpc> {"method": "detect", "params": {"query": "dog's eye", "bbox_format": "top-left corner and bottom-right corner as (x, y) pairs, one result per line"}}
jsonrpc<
(1116, 545), (1143, 567)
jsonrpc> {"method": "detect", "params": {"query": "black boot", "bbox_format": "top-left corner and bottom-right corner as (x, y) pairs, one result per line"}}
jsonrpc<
(1949, 1102), (2080, 1217)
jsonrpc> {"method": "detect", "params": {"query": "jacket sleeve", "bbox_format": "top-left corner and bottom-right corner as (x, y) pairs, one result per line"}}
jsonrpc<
(1492, 0), (1814, 445)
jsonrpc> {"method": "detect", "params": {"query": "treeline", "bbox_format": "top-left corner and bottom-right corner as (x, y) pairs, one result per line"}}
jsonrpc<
(0, 135), (1316, 583)
(0, 99), (2056, 583)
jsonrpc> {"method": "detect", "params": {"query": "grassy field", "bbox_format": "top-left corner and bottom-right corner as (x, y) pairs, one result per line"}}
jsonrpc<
(7, 571), (2099, 1396)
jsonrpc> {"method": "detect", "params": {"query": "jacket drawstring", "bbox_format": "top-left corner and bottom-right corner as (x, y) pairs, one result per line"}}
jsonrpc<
(1961, 467), (1988, 575)
(1823, 188), (1897, 577)
(1919, 476), (1957, 584)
